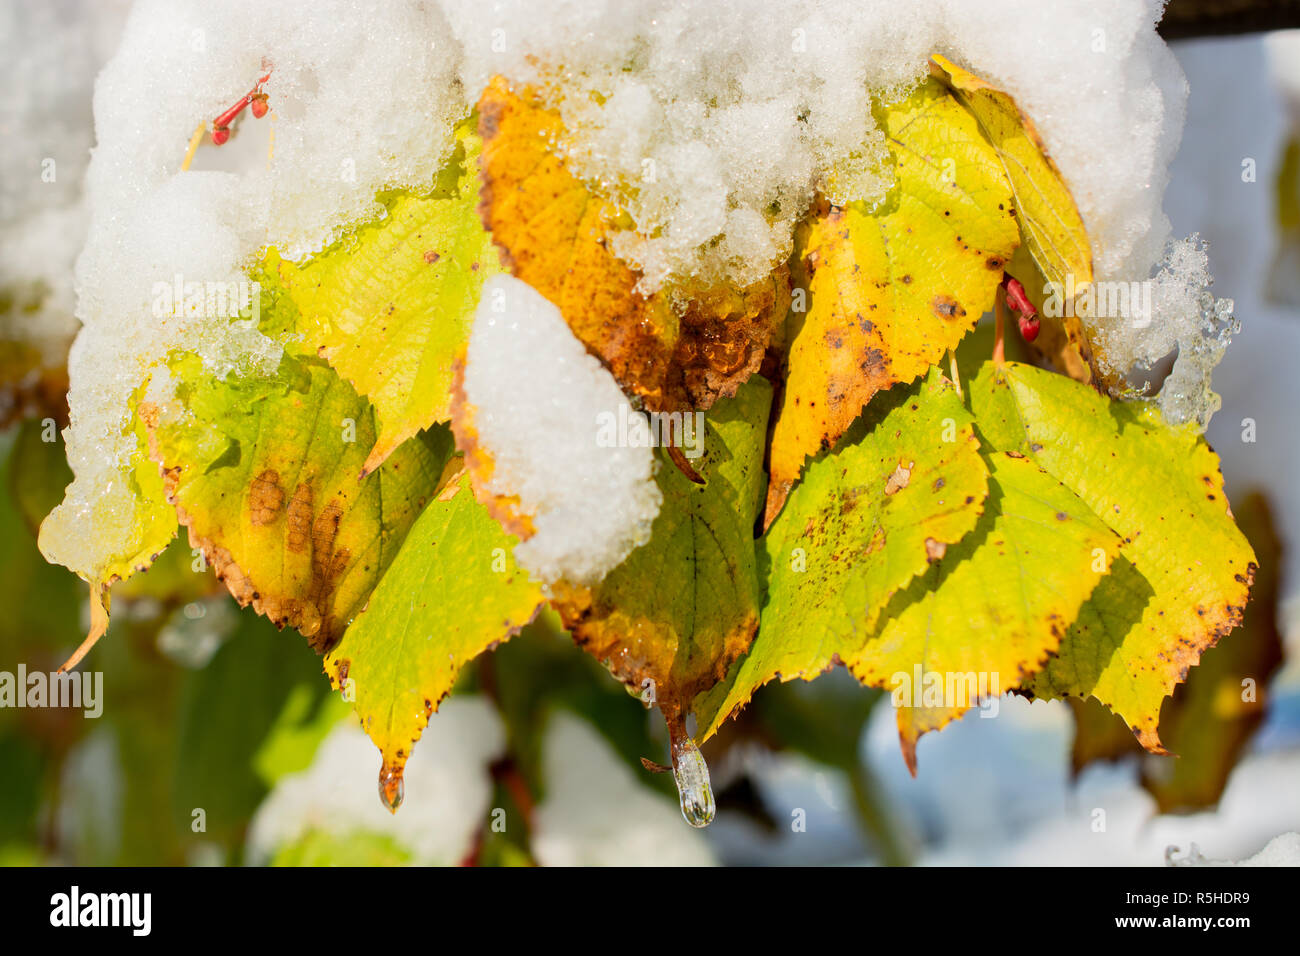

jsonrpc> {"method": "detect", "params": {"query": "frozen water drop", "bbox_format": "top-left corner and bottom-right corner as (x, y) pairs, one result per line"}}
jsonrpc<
(671, 737), (715, 828)
(378, 762), (404, 813)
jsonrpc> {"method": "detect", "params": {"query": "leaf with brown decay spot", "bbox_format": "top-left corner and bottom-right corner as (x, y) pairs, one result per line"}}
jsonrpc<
(144, 350), (449, 653)
(850, 453), (1119, 772)
(930, 55), (1093, 295)
(476, 76), (789, 412)
(929, 55), (1104, 386)
(766, 77), (1019, 524)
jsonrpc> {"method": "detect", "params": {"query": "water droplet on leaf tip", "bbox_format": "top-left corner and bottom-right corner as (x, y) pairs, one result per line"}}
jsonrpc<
(671, 737), (715, 828)
(378, 764), (405, 814)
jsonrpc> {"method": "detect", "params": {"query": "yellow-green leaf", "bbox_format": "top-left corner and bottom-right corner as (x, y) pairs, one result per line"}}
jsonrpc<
(1068, 491), (1283, 812)
(143, 351), (448, 653)
(930, 54), (1093, 295)
(697, 371), (989, 739)
(556, 377), (772, 735)
(274, 125), (500, 475)
(324, 474), (543, 809)
(970, 360), (1256, 750)
(850, 452), (1119, 771)
(767, 77), (1018, 522)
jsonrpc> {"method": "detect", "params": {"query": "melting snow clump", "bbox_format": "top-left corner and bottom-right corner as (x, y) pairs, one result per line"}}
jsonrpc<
(41, 0), (466, 582)
(462, 275), (662, 585)
(1089, 236), (1238, 427)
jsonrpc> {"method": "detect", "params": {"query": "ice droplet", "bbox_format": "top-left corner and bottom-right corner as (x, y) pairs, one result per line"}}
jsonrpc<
(671, 737), (715, 828)
(378, 762), (404, 814)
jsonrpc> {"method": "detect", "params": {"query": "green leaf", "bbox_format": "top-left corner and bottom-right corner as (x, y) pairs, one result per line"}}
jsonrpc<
(323, 474), (543, 807)
(252, 683), (353, 789)
(557, 377), (773, 736)
(852, 451), (1119, 770)
(143, 350), (449, 652)
(698, 371), (989, 739)
(0, 424), (81, 667)
(273, 124), (500, 475)
(270, 828), (413, 867)
(970, 360), (1256, 750)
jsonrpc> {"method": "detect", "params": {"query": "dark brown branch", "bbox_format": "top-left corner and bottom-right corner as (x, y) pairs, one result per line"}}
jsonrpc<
(1159, 0), (1300, 40)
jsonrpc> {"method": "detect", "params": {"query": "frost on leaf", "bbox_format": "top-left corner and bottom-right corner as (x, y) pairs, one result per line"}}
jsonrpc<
(453, 274), (662, 586)
(476, 76), (790, 414)
(766, 77), (1019, 524)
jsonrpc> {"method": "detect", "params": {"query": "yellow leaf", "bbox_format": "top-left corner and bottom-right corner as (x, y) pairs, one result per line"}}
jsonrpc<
(766, 77), (1018, 523)
(476, 76), (789, 412)
(143, 352), (447, 653)
(930, 54), (1093, 296)
(273, 125), (499, 476)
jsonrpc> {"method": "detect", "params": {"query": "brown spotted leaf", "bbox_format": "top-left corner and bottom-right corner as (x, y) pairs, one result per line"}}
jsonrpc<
(1068, 491), (1283, 812)
(696, 371), (990, 740)
(971, 360), (1257, 751)
(767, 77), (1019, 523)
(143, 349), (449, 653)
(849, 452), (1119, 771)
(929, 55), (1093, 294)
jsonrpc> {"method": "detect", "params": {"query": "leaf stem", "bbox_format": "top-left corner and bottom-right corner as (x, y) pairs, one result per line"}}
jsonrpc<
(180, 123), (205, 172)
(993, 287), (1008, 366)
(847, 759), (913, 866)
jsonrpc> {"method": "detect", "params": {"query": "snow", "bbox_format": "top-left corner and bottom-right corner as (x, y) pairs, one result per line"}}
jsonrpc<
(1173, 832), (1300, 866)
(41, 0), (467, 582)
(37, 0), (1232, 591)
(531, 711), (716, 865)
(245, 696), (504, 865)
(0, 0), (130, 364)
(462, 275), (661, 585)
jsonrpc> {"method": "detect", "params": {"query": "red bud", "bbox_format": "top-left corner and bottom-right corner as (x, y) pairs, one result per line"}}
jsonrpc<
(1017, 314), (1040, 343)
(211, 127), (230, 146)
